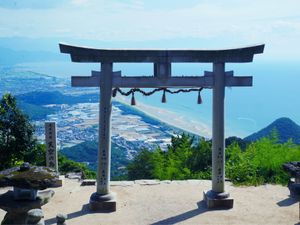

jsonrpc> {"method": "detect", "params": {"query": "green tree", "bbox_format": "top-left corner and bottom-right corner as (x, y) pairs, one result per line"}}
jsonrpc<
(127, 148), (156, 179)
(127, 134), (213, 180)
(127, 131), (300, 185)
(151, 147), (166, 179)
(190, 138), (211, 172)
(225, 137), (300, 185)
(58, 153), (96, 179)
(0, 93), (37, 170)
(23, 143), (46, 166)
(225, 143), (256, 184)
(164, 134), (193, 179)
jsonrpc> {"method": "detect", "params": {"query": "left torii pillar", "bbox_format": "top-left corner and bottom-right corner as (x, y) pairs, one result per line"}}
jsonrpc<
(71, 63), (117, 211)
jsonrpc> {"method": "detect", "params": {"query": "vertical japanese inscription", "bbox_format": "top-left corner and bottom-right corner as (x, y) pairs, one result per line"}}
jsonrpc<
(217, 147), (223, 184)
(45, 122), (58, 171)
(97, 63), (113, 193)
(100, 106), (108, 186)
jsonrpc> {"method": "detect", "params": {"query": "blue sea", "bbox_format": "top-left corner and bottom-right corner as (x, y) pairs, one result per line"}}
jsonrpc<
(16, 59), (300, 138)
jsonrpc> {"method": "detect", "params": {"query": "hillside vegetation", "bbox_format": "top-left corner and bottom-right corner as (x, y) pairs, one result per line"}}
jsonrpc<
(18, 101), (56, 120)
(0, 93), (96, 178)
(2, 91), (300, 185)
(61, 141), (129, 179)
(128, 133), (300, 185)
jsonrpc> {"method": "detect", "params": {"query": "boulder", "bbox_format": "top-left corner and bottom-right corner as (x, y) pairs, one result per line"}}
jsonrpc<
(0, 190), (54, 225)
(282, 162), (300, 177)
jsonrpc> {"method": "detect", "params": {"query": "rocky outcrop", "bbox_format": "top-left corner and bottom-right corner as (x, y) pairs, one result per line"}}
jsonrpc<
(0, 163), (59, 190)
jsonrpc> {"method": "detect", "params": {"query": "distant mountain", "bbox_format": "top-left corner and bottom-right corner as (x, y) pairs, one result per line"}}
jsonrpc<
(0, 47), (64, 66)
(15, 91), (100, 120)
(244, 117), (300, 144)
(17, 91), (99, 105)
(0, 69), (66, 95)
(17, 101), (56, 120)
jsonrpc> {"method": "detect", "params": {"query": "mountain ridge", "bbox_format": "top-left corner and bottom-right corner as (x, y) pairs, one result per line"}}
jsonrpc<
(244, 117), (300, 144)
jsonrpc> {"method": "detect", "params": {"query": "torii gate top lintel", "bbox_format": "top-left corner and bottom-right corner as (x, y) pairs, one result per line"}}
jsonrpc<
(59, 43), (264, 63)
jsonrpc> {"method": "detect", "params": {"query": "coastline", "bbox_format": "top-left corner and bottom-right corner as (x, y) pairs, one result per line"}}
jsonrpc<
(115, 96), (212, 138)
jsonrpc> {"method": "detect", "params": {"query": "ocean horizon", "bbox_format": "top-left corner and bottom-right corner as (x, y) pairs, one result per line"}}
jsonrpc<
(7, 59), (300, 138)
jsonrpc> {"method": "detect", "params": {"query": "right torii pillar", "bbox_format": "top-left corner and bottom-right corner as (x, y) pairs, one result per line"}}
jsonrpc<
(204, 56), (264, 208)
(203, 62), (233, 208)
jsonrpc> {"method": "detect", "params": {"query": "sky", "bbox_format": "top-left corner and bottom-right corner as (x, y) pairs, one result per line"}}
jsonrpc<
(0, 0), (299, 60)
(0, 0), (300, 137)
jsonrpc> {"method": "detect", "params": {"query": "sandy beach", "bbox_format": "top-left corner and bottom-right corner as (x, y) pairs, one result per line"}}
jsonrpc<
(115, 96), (212, 138)
(0, 179), (298, 225)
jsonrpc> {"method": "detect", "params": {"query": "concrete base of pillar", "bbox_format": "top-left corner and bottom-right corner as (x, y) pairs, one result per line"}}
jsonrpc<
(89, 192), (116, 212)
(203, 190), (233, 209)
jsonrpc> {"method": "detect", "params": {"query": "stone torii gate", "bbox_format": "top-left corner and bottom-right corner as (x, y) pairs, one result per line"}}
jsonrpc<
(59, 43), (264, 211)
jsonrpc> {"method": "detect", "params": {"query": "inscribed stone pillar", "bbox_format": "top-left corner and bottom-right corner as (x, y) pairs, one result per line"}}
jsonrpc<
(97, 62), (113, 194)
(89, 62), (116, 211)
(45, 122), (58, 172)
(203, 62), (233, 208)
(212, 62), (225, 193)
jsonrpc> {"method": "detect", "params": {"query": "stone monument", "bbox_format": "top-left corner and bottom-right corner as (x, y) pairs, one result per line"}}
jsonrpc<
(59, 43), (264, 210)
(45, 121), (64, 187)
(0, 163), (58, 224)
(283, 162), (300, 197)
(25, 209), (44, 225)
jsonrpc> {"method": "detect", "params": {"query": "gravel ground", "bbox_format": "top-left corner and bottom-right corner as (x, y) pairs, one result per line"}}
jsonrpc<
(0, 179), (298, 225)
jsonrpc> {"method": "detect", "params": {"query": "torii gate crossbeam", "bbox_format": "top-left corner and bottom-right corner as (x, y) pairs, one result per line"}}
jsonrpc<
(59, 43), (264, 211)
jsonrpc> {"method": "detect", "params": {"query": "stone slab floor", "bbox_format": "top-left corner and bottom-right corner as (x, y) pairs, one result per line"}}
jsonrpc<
(0, 179), (298, 225)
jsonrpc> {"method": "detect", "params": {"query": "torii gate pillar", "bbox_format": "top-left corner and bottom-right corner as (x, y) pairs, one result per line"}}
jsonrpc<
(212, 62), (226, 193)
(89, 63), (117, 211)
(203, 62), (234, 208)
